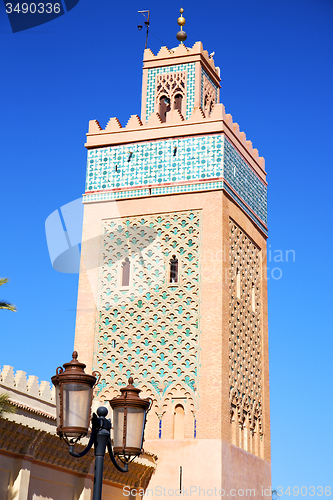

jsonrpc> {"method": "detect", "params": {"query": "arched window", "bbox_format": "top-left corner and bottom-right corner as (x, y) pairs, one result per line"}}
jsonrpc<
(173, 404), (185, 439)
(173, 93), (183, 114)
(159, 95), (171, 122)
(121, 257), (130, 287)
(169, 255), (179, 284)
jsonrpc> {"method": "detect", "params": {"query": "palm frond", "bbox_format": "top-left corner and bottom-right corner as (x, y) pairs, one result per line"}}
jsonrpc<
(0, 302), (17, 312)
(0, 278), (16, 312)
(0, 393), (16, 416)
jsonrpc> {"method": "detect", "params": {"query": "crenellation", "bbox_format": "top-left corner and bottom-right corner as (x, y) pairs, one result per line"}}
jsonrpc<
(146, 112), (163, 127)
(188, 106), (205, 121)
(0, 365), (54, 403)
(27, 375), (40, 397)
(126, 114), (143, 129)
(1, 365), (15, 386)
(105, 116), (122, 131)
(144, 41), (218, 74)
(88, 119), (102, 134)
(165, 108), (184, 123)
(39, 380), (53, 400)
(156, 46), (173, 58)
(14, 370), (27, 392)
(143, 47), (155, 60)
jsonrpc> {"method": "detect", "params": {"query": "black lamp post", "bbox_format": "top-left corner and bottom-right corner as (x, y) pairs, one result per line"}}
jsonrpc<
(52, 352), (151, 500)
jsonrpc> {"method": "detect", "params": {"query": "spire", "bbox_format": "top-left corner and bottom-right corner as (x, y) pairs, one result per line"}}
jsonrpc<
(176, 7), (187, 43)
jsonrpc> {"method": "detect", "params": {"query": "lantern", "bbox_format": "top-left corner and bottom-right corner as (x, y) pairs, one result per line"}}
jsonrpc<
(51, 351), (97, 442)
(110, 377), (151, 460)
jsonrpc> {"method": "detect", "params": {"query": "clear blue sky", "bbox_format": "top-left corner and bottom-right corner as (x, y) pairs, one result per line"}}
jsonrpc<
(1, 0), (332, 496)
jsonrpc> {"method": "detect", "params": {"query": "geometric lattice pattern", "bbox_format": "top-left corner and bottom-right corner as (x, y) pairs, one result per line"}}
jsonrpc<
(94, 210), (202, 413)
(229, 219), (262, 433)
(201, 67), (218, 114)
(145, 63), (195, 121)
(85, 135), (267, 229)
(155, 71), (186, 104)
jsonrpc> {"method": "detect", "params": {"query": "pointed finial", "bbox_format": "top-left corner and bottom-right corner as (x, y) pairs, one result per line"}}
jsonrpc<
(176, 7), (187, 43)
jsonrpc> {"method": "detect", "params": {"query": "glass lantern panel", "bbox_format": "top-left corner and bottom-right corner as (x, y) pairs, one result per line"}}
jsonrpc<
(112, 407), (124, 449)
(126, 407), (146, 449)
(55, 385), (61, 428)
(112, 407), (146, 451)
(62, 383), (91, 436)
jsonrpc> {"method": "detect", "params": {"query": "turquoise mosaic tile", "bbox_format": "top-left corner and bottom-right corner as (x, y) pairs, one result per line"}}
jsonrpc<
(145, 63), (195, 121)
(223, 138), (267, 225)
(83, 188), (150, 202)
(86, 135), (223, 192)
(151, 181), (223, 196)
(200, 67), (218, 108)
(85, 135), (267, 230)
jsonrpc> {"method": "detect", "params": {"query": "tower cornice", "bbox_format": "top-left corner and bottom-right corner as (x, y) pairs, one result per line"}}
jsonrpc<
(85, 104), (266, 183)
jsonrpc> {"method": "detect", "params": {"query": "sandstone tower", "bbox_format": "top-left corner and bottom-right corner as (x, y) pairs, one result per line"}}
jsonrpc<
(74, 39), (271, 497)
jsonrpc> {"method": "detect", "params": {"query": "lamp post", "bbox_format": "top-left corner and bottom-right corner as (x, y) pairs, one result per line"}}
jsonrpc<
(52, 352), (151, 500)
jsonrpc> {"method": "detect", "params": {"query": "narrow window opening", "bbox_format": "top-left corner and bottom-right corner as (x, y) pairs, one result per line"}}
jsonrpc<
(128, 152), (133, 162)
(111, 340), (116, 348)
(179, 466), (183, 494)
(173, 147), (177, 156)
(251, 284), (256, 312)
(173, 404), (185, 439)
(173, 93), (183, 114)
(159, 95), (171, 122)
(121, 257), (130, 287)
(170, 255), (179, 283)
(115, 164), (118, 172)
(236, 268), (241, 299)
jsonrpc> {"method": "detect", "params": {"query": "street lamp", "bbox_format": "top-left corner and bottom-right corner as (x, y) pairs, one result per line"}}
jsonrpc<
(52, 352), (152, 500)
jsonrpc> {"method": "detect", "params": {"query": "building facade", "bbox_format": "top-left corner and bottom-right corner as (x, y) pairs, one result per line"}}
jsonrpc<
(0, 366), (156, 499)
(74, 41), (271, 498)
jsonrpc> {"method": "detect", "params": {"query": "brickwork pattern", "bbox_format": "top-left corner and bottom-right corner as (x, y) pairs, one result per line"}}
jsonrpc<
(229, 219), (262, 451)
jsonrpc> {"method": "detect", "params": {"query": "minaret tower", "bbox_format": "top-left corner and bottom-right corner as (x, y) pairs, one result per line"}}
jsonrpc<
(75, 10), (271, 496)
